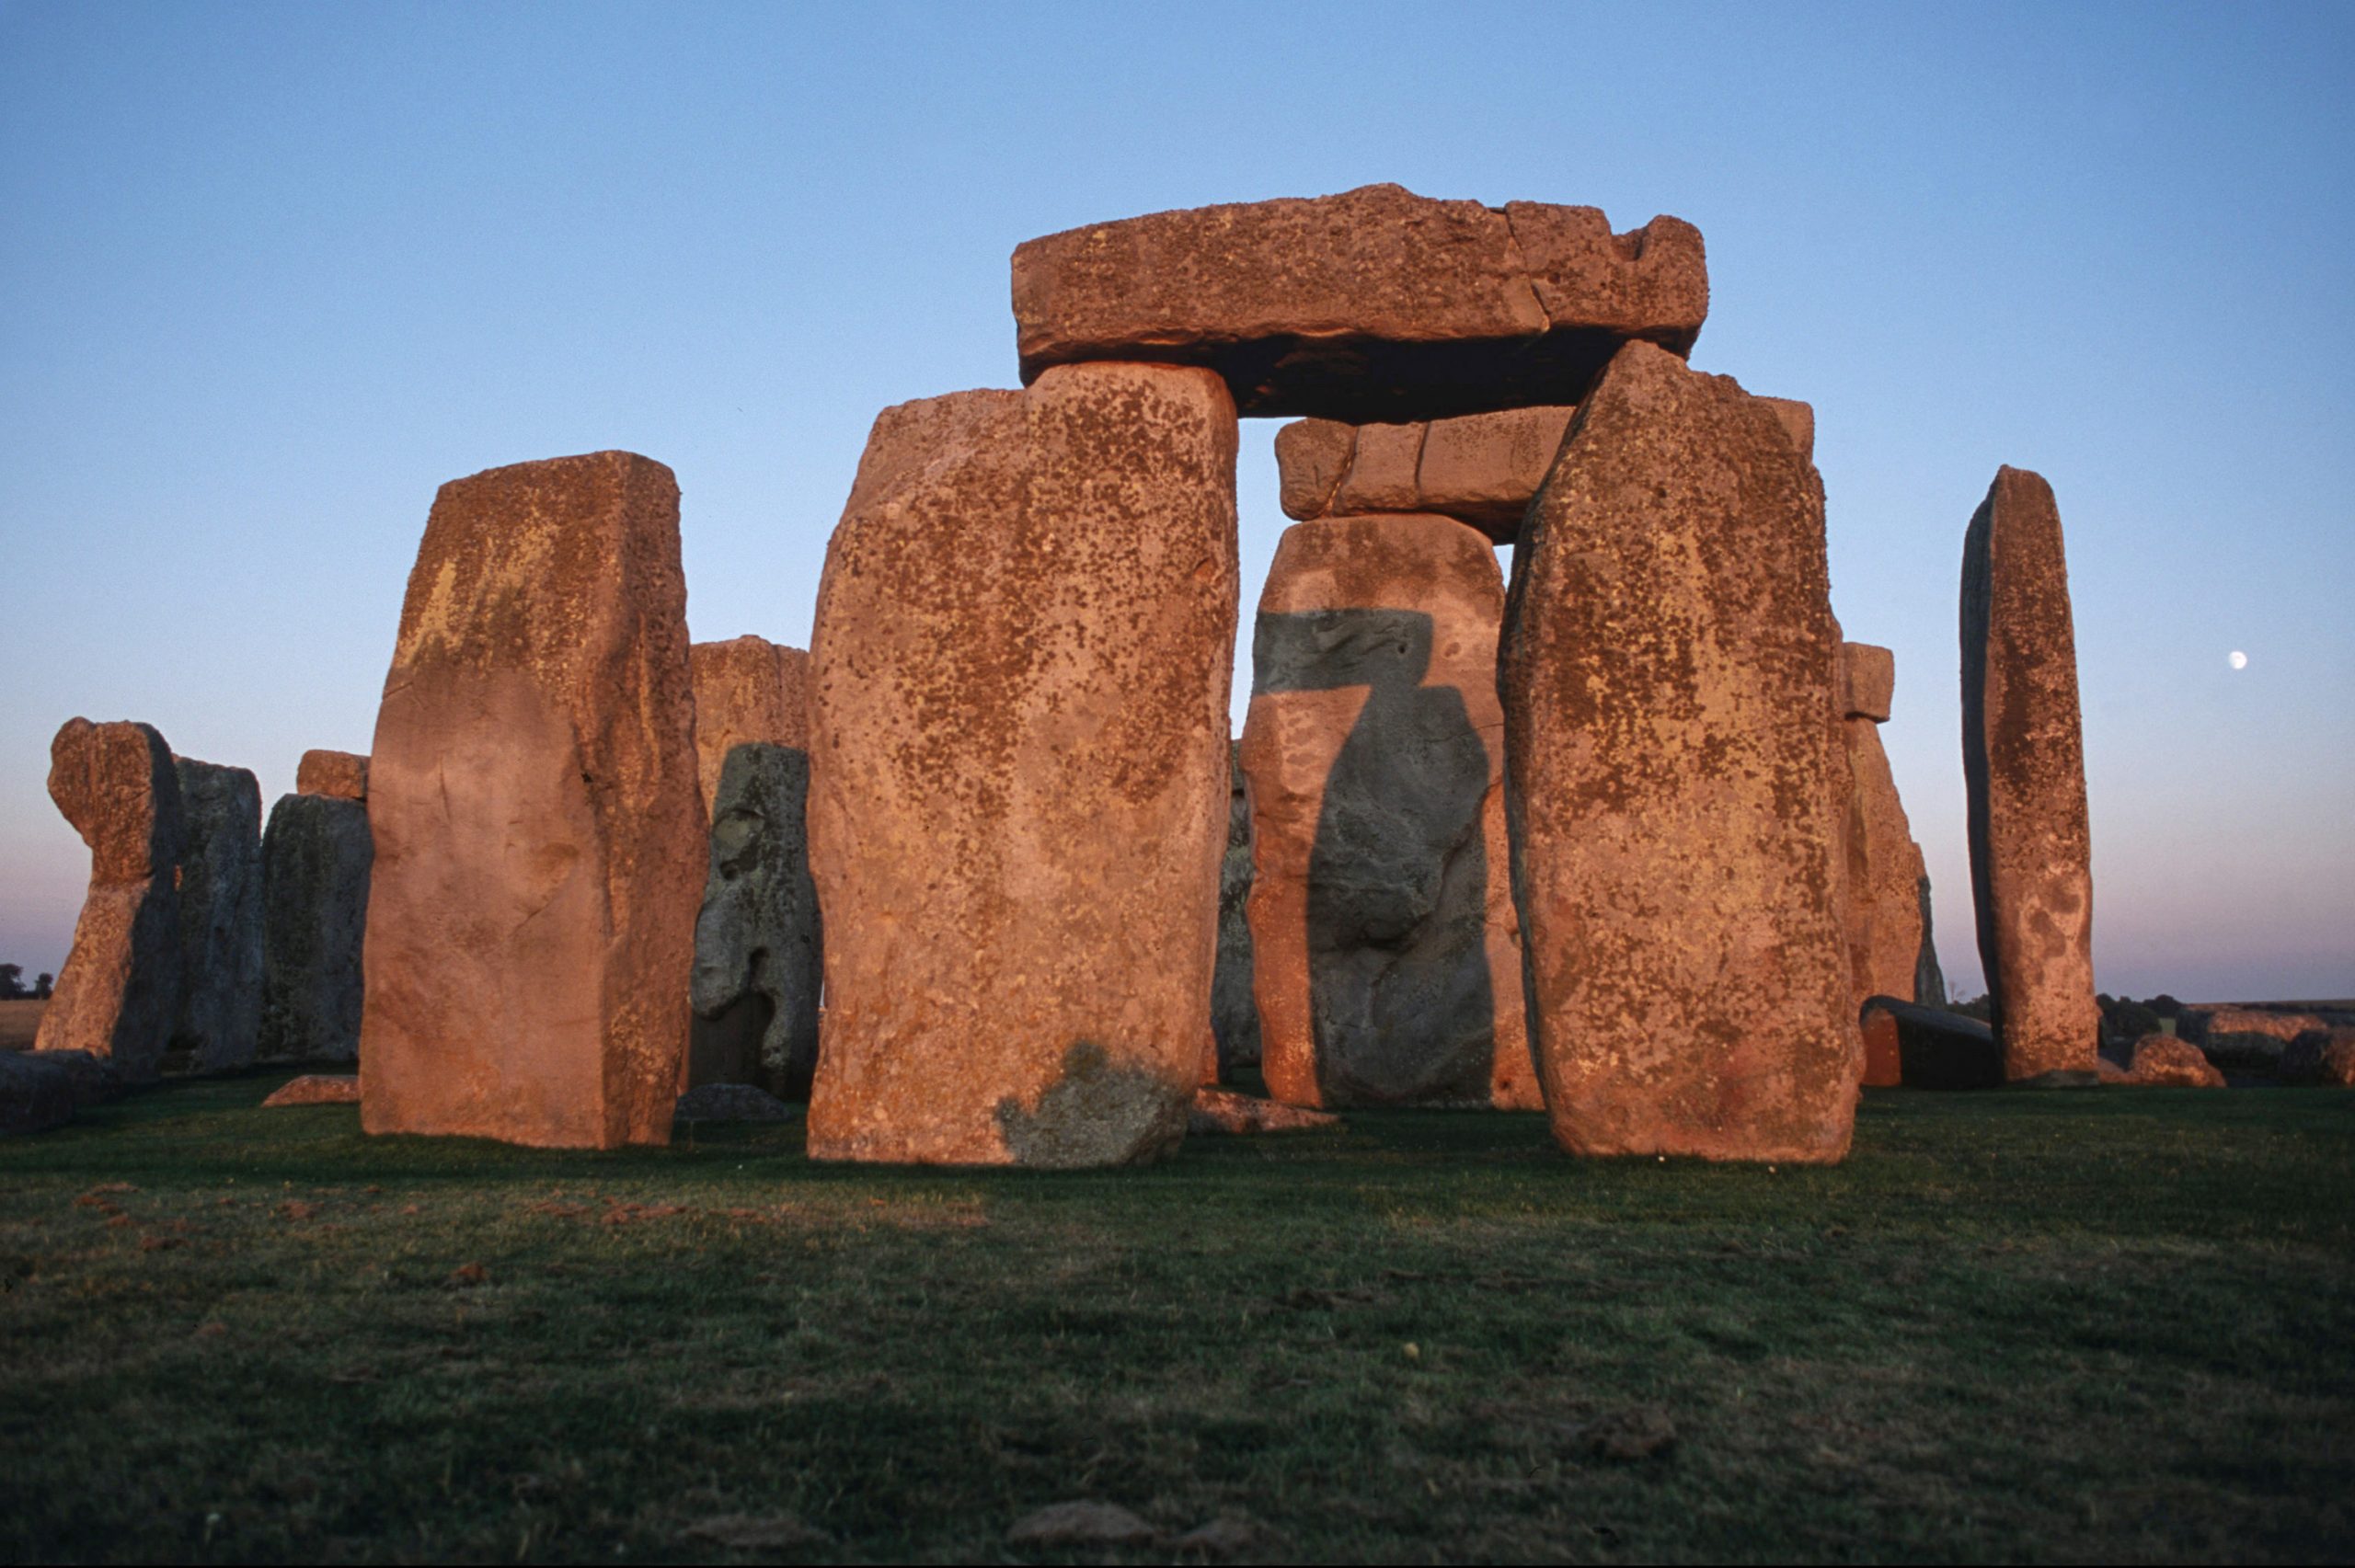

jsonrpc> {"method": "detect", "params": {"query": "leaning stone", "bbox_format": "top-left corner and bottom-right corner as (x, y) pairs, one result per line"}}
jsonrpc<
(1837, 646), (1930, 1016)
(689, 635), (810, 817)
(1858, 999), (2003, 1090)
(673, 1082), (795, 1123)
(2116, 1036), (2225, 1088)
(806, 364), (1236, 1166)
(360, 452), (703, 1150)
(169, 758), (265, 1073)
(35, 719), (184, 1081)
(1209, 742), (1260, 1076)
(1013, 184), (1706, 421)
(1189, 1087), (1339, 1136)
(1499, 341), (1858, 1161)
(1277, 406), (1580, 544)
(261, 1073), (362, 1106)
(257, 794), (372, 1062)
(1961, 466), (2099, 1080)
(1241, 512), (1536, 1110)
(295, 750), (369, 801)
(688, 743), (822, 1097)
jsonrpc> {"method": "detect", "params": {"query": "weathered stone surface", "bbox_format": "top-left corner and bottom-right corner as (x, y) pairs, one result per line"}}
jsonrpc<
(170, 758), (264, 1073)
(674, 1081), (795, 1123)
(2177, 1005), (2331, 1046)
(2315, 1036), (2355, 1088)
(1859, 998), (2003, 1090)
(1241, 512), (1535, 1110)
(688, 742), (822, 1097)
(2112, 1035), (2225, 1088)
(1838, 647), (1930, 1016)
(296, 750), (369, 801)
(1914, 876), (1947, 1008)
(1189, 1086), (1339, 1136)
(1499, 341), (1859, 1161)
(1758, 398), (1816, 465)
(689, 636), (810, 817)
(34, 719), (184, 1081)
(360, 451), (704, 1150)
(1276, 406), (1580, 543)
(1210, 742), (1261, 1076)
(1962, 466), (2099, 1081)
(258, 794), (372, 1062)
(261, 1073), (361, 1106)
(1013, 185), (1707, 421)
(806, 363), (1238, 1166)
(1, 1050), (78, 1135)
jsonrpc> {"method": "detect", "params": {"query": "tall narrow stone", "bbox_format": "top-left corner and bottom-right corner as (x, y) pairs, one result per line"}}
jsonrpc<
(34, 719), (184, 1080)
(1835, 644), (1931, 1018)
(258, 784), (373, 1064)
(169, 757), (265, 1072)
(360, 452), (703, 1149)
(688, 742), (822, 1097)
(1960, 466), (2098, 1079)
(689, 636), (810, 816)
(1241, 513), (1536, 1110)
(806, 363), (1237, 1166)
(1499, 341), (1859, 1162)
(1209, 742), (1261, 1080)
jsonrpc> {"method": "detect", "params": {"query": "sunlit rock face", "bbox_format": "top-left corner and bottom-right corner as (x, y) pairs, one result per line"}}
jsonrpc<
(360, 452), (703, 1150)
(1239, 511), (1536, 1111)
(36, 718), (186, 1081)
(805, 363), (1237, 1167)
(1499, 340), (1860, 1163)
(689, 635), (809, 818)
(1960, 466), (2098, 1081)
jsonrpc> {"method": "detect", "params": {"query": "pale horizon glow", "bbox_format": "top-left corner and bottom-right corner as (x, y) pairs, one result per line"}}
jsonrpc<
(2, 1), (2350, 1005)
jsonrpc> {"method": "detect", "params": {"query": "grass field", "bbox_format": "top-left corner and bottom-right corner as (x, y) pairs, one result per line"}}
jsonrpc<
(3, 1073), (2350, 1563)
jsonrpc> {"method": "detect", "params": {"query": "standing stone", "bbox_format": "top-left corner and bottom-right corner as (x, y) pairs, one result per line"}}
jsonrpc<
(1209, 742), (1261, 1078)
(1914, 876), (1947, 1008)
(360, 452), (703, 1149)
(34, 719), (185, 1081)
(169, 758), (265, 1073)
(295, 750), (369, 801)
(689, 635), (810, 816)
(1241, 512), (1536, 1109)
(1499, 340), (1859, 1162)
(258, 792), (373, 1062)
(1013, 186), (1707, 421)
(1836, 644), (1932, 1018)
(1960, 466), (2098, 1080)
(806, 363), (1237, 1166)
(688, 742), (823, 1097)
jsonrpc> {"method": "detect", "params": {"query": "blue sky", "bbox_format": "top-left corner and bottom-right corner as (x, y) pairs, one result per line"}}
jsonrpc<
(2, 0), (2349, 1000)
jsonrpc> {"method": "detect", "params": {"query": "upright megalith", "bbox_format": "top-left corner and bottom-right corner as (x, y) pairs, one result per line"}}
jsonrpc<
(1240, 513), (1535, 1109)
(1014, 185), (1706, 421)
(1961, 466), (2098, 1080)
(1209, 742), (1260, 1079)
(169, 757), (264, 1072)
(1835, 644), (1933, 1016)
(258, 783), (372, 1063)
(688, 742), (822, 1097)
(806, 362), (1238, 1166)
(1499, 341), (1859, 1162)
(35, 719), (185, 1080)
(689, 636), (810, 816)
(360, 452), (704, 1149)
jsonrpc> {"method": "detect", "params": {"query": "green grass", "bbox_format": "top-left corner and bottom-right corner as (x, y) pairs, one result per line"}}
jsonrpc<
(3, 1075), (2352, 1563)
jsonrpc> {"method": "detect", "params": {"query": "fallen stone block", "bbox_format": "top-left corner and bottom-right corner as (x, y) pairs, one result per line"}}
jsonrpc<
(261, 1073), (361, 1107)
(806, 364), (1237, 1166)
(674, 1082), (795, 1123)
(1013, 184), (1706, 421)
(1859, 998), (2003, 1091)
(361, 451), (704, 1150)
(2112, 1035), (2225, 1088)
(1189, 1087), (1340, 1136)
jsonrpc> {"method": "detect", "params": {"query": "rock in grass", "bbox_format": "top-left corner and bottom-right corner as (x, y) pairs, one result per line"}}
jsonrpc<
(1576, 1405), (1677, 1461)
(1005, 1501), (1157, 1549)
(673, 1082), (794, 1123)
(1171, 1516), (1260, 1557)
(261, 1074), (361, 1107)
(1189, 1087), (1339, 1136)
(2115, 1036), (2225, 1088)
(684, 1514), (829, 1550)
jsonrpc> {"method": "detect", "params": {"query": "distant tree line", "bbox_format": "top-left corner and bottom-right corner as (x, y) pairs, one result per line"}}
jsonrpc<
(0, 964), (53, 1001)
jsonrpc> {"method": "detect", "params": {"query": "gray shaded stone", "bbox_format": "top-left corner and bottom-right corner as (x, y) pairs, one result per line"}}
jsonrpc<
(674, 1081), (796, 1123)
(1210, 741), (1260, 1075)
(1914, 875), (1947, 1008)
(688, 743), (822, 1098)
(170, 758), (264, 1073)
(0, 1049), (125, 1135)
(36, 719), (184, 1081)
(258, 794), (373, 1063)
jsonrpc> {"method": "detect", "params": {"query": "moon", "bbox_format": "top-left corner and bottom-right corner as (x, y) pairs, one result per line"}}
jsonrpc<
(2229, 650), (2248, 670)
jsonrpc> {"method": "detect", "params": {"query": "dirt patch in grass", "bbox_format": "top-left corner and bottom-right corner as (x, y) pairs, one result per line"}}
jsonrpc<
(2, 1077), (2351, 1562)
